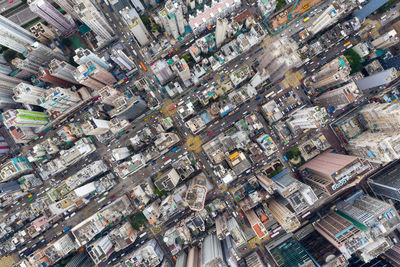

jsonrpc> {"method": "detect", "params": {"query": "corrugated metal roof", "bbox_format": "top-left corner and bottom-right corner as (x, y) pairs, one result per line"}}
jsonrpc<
(354, 0), (389, 21)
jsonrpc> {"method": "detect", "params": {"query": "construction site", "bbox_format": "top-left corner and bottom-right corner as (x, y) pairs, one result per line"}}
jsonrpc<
(267, 0), (327, 33)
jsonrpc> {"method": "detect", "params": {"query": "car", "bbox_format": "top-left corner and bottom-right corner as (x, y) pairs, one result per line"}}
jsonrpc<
(110, 194), (116, 199)
(207, 131), (214, 136)
(163, 157), (169, 162)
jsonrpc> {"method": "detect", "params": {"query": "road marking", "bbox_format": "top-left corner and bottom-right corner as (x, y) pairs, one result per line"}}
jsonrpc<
(161, 100), (178, 117)
(150, 225), (162, 235)
(186, 135), (203, 153)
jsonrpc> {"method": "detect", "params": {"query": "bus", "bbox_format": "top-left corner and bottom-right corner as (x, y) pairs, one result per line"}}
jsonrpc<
(140, 61), (147, 72)
(265, 91), (275, 99)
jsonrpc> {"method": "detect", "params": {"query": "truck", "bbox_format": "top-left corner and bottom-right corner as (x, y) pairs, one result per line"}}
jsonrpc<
(63, 226), (70, 232)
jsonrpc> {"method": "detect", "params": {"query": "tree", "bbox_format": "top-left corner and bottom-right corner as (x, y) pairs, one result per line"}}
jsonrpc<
(140, 15), (151, 25)
(345, 48), (363, 74)
(3, 49), (17, 62)
(152, 23), (162, 33)
(130, 212), (148, 230)
(61, 38), (71, 47)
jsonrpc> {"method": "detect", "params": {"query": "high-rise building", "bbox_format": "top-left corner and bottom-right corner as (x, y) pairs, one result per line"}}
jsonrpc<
(215, 213), (229, 240)
(227, 217), (247, 248)
(52, 0), (79, 20)
(309, 3), (347, 35)
(11, 58), (42, 74)
(28, 0), (76, 36)
(49, 59), (79, 84)
(73, 65), (106, 90)
(368, 161), (400, 202)
(81, 118), (110, 135)
(86, 235), (114, 264)
(73, 0), (115, 42)
(7, 126), (36, 144)
(37, 87), (81, 112)
(316, 191), (399, 262)
(300, 151), (371, 196)
(346, 103), (400, 163)
(0, 15), (36, 53)
(355, 68), (398, 91)
(215, 18), (228, 48)
(312, 68), (351, 90)
(187, 247), (200, 267)
(109, 94), (147, 120)
(371, 29), (399, 50)
(154, 168), (180, 191)
(244, 209), (268, 239)
(306, 56), (351, 90)
(172, 56), (190, 82)
(288, 106), (327, 130)
(0, 92), (16, 109)
(175, 252), (187, 267)
(271, 169), (317, 215)
(24, 41), (67, 66)
(257, 37), (302, 82)
(0, 55), (12, 75)
(159, 0), (185, 39)
(151, 60), (174, 85)
(315, 81), (361, 109)
(86, 61), (116, 85)
(0, 157), (32, 182)
(258, 0), (276, 17)
(73, 48), (110, 70)
(37, 68), (74, 87)
(2, 109), (49, 128)
(267, 199), (301, 233)
(245, 251), (266, 267)
(98, 86), (122, 106)
(188, 0), (240, 35)
(29, 22), (56, 43)
(201, 234), (227, 267)
(120, 7), (150, 46)
(130, 0), (145, 12)
(313, 212), (362, 259)
(0, 72), (25, 95)
(12, 82), (47, 105)
(110, 49), (138, 72)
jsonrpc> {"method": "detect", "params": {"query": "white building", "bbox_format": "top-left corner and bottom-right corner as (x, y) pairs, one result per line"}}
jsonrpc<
(74, 48), (110, 70)
(12, 82), (47, 105)
(201, 234), (227, 267)
(110, 49), (138, 71)
(288, 106), (327, 130)
(0, 15), (35, 53)
(81, 118), (110, 135)
(28, 0), (76, 36)
(215, 18), (228, 48)
(159, 0), (185, 39)
(120, 7), (150, 46)
(73, 0), (115, 43)
(0, 157), (32, 182)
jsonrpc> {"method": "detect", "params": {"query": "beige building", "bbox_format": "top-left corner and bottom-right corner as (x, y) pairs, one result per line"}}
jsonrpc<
(371, 29), (399, 50)
(300, 151), (371, 196)
(154, 168), (180, 191)
(267, 199), (300, 233)
(347, 103), (400, 163)
(315, 81), (361, 109)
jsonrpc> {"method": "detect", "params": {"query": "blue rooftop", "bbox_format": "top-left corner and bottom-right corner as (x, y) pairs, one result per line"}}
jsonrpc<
(354, 0), (389, 21)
